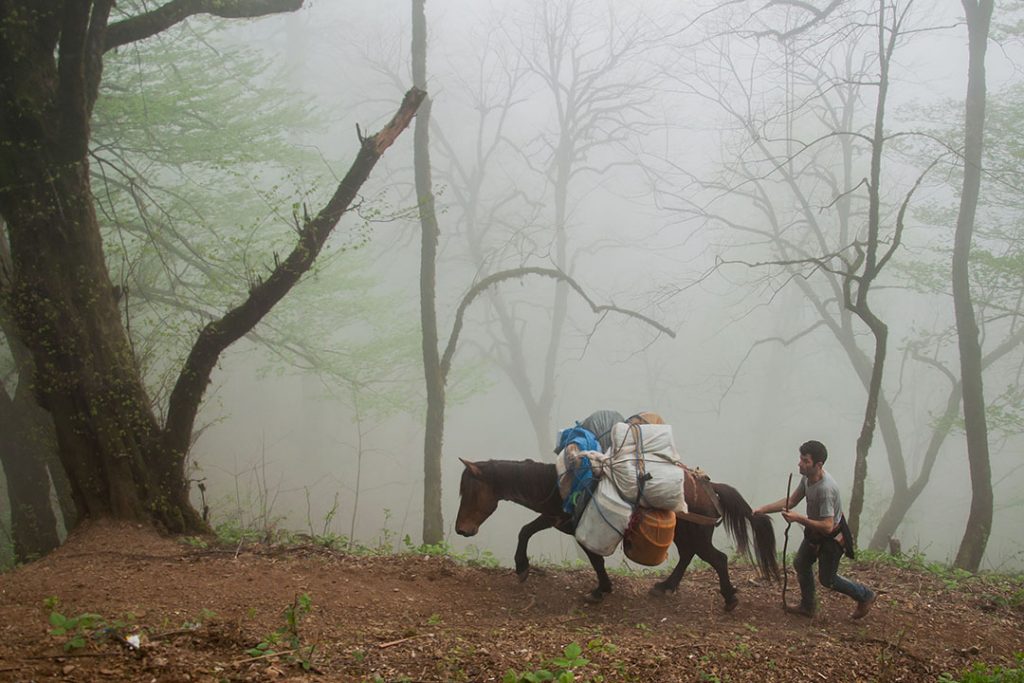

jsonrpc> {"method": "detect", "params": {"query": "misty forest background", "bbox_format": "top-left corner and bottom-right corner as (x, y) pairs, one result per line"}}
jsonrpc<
(1, 0), (1022, 575)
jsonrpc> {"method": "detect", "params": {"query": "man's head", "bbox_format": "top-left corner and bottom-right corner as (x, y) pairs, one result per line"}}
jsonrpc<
(798, 439), (828, 477)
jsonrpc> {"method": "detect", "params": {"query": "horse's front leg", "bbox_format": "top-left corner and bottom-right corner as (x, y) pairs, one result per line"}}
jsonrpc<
(651, 528), (695, 597)
(515, 515), (556, 581)
(580, 545), (613, 603)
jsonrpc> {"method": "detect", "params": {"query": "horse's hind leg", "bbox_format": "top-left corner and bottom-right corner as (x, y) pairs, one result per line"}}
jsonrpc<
(515, 515), (556, 581)
(580, 545), (613, 603)
(695, 528), (739, 612)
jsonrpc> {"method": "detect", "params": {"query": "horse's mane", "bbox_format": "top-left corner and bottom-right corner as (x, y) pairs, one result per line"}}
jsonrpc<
(475, 459), (559, 507)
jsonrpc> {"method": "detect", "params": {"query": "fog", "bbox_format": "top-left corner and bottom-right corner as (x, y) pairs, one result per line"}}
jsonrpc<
(4, 0), (1020, 574)
(178, 0), (1024, 572)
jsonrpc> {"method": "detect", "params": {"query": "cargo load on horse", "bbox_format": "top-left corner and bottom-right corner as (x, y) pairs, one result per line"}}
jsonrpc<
(622, 507), (676, 566)
(567, 416), (690, 565)
(552, 410), (624, 516)
(605, 421), (687, 511)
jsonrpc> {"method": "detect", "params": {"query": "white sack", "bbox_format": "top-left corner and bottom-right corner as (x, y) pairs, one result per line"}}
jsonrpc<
(607, 422), (687, 512)
(574, 476), (632, 556)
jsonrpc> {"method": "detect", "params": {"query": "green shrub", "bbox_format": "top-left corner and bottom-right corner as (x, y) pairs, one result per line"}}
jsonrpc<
(940, 653), (1024, 683)
(504, 642), (590, 683)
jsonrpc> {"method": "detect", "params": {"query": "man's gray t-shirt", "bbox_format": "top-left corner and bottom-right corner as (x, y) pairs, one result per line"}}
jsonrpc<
(794, 470), (842, 525)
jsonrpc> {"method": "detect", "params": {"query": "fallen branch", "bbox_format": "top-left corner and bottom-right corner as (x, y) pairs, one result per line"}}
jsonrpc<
(377, 633), (434, 649)
(230, 647), (300, 666)
(860, 637), (929, 664)
(148, 626), (200, 641)
(22, 651), (123, 660)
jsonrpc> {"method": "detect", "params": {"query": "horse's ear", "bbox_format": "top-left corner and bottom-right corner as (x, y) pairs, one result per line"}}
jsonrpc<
(459, 458), (484, 479)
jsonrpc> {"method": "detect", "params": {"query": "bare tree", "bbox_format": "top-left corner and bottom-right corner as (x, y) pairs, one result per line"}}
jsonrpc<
(951, 0), (994, 572)
(473, 0), (669, 453)
(410, 0), (448, 545)
(661, 0), (934, 538)
(410, 0), (675, 542)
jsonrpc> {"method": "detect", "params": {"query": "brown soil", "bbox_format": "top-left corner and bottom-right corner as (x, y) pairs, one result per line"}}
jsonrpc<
(0, 520), (1021, 682)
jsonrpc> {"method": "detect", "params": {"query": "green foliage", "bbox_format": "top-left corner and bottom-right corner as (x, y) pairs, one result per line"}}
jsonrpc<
(213, 518), (271, 546)
(586, 637), (617, 656)
(404, 535), (453, 557)
(857, 549), (975, 588)
(895, 78), (1024, 449)
(43, 597), (127, 652)
(303, 490), (351, 550)
(460, 545), (501, 569)
(92, 3), (423, 418)
(984, 588), (1024, 609)
(939, 654), (1024, 683)
(246, 593), (316, 671)
(503, 642), (591, 683)
(180, 535), (209, 549)
(398, 534), (502, 568)
(193, 608), (219, 626)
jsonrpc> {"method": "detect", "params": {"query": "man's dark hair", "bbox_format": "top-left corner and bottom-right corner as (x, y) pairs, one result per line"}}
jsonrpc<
(799, 440), (828, 464)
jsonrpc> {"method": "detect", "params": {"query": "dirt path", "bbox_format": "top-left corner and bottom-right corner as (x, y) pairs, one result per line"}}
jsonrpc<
(0, 521), (1021, 682)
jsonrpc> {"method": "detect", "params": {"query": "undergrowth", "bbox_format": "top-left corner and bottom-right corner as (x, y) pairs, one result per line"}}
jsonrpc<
(245, 593), (316, 671)
(857, 549), (1024, 595)
(939, 653), (1024, 682)
(179, 506), (1024, 599)
(43, 596), (134, 652)
(181, 508), (504, 570)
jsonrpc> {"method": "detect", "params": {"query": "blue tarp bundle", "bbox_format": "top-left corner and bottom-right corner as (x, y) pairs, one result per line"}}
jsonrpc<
(554, 423), (599, 455)
(563, 456), (595, 514)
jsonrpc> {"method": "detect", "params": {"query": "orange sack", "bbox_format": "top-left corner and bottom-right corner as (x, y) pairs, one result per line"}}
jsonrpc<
(623, 507), (676, 566)
(627, 411), (665, 425)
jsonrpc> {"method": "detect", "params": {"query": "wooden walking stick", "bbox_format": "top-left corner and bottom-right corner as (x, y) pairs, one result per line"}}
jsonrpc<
(781, 473), (793, 610)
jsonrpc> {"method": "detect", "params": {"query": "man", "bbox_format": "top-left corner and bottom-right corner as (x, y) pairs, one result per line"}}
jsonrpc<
(754, 440), (877, 619)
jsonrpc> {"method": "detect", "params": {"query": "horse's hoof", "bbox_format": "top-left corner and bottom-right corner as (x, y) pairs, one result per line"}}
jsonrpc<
(583, 590), (606, 604)
(724, 596), (739, 612)
(516, 569), (530, 583)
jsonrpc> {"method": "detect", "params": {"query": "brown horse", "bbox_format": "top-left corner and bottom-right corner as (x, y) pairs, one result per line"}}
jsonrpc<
(455, 458), (778, 609)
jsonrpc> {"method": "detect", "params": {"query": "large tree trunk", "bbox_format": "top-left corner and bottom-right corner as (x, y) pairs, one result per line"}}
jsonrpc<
(868, 386), (960, 550)
(0, 386), (61, 561)
(2, 128), (193, 529)
(846, 313), (886, 539)
(1, 1), (421, 538)
(843, 6), (890, 538)
(0, 222), (65, 556)
(952, 0), (994, 573)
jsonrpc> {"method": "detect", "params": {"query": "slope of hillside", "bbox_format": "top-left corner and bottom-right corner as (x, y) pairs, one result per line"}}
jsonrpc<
(0, 521), (1021, 682)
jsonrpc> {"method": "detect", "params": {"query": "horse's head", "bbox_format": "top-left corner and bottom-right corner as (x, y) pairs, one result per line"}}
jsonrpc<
(455, 458), (499, 537)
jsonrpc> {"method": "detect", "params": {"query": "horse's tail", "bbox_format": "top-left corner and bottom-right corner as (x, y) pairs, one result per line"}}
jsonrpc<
(711, 482), (780, 582)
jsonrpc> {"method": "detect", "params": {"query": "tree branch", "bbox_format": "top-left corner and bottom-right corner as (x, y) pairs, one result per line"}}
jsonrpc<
(877, 156), (943, 273)
(440, 266), (675, 378)
(162, 87), (425, 457)
(718, 321), (827, 410)
(105, 0), (304, 52)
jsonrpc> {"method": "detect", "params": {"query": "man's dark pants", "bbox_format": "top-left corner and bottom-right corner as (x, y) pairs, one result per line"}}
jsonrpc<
(794, 534), (871, 610)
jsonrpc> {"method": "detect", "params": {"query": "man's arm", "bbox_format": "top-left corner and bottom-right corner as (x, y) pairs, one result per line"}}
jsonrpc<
(753, 490), (804, 516)
(781, 510), (836, 535)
